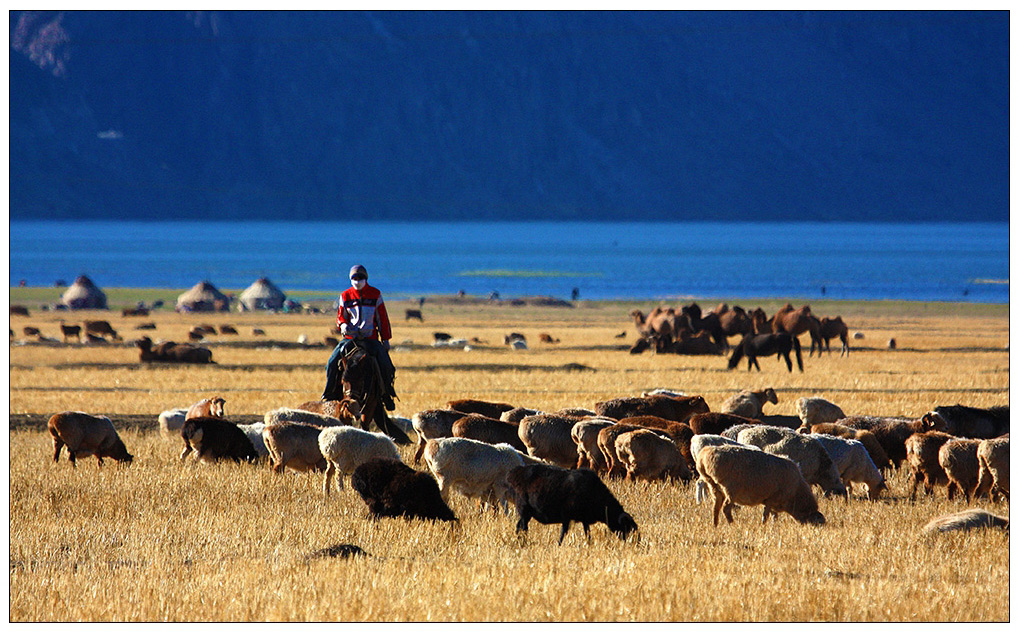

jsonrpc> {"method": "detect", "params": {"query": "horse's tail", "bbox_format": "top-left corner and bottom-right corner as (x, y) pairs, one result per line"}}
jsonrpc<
(792, 337), (804, 371)
(727, 340), (745, 370)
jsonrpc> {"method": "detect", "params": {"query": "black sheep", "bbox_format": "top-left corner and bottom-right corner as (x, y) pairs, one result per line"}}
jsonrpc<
(507, 463), (638, 544)
(180, 417), (258, 463)
(351, 458), (457, 522)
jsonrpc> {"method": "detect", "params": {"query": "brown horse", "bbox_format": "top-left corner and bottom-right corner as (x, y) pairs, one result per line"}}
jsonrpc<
(333, 341), (410, 445)
(813, 316), (850, 357)
(716, 305), (754, 341)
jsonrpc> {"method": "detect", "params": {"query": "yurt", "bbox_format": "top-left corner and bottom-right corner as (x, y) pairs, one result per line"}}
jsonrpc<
(176, 281), (231, 312)
(238, 277), (286, 311)
(61, 275), (107, 309)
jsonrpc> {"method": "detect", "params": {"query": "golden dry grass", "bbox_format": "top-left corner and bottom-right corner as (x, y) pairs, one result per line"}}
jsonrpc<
(8, 300), (1010, 621)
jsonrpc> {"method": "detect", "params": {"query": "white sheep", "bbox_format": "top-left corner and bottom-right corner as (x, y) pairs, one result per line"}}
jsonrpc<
(158, 408), (188, 436)
(423, 437), (526, 512)
(811, 434), (886, 499)
(720, 387), (778, 419)
(236, 422), (269, 458)
(720, 423), (760, 441)
(263, 423), (326, 474)
(264, 407), (349, 428)
(795, 397), (846, 426)
(737, 426), (848, 497)
(411, 408), (470, 463)
(318, 426), (401, 495)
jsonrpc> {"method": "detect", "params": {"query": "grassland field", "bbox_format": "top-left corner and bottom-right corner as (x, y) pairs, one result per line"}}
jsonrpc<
(7, 290), (1011, 621)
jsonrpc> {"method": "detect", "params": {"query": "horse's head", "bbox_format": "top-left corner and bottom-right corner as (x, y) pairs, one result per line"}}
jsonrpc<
(340, 344), (375, 401)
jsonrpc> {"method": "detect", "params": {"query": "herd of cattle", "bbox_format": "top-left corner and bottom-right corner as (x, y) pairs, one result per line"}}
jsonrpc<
(44, 387), (1010, 542)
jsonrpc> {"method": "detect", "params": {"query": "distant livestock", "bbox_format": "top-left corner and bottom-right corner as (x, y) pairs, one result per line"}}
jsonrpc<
(720, 388), (778, 419)
(423, 437), (528, 511)
(180, 417), (258, 464)
(48, 411), (133, 467)
(696, 445), (825, 526)
(319, 426), (401, 495)
(84, 320), (119, 340)
(60, 323), (82, 343)
(136, 336), (213, 364)
(351, 458), (457, 522)
(506, 463), (638, 544)
(727, 332), (803, 372)
(405, 309), (424, 321)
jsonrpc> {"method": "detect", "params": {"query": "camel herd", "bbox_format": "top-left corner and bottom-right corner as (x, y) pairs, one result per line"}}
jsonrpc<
(629, 302), (849, 360)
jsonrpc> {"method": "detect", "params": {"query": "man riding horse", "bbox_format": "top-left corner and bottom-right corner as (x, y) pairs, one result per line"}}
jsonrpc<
(322, 265), (397, 410)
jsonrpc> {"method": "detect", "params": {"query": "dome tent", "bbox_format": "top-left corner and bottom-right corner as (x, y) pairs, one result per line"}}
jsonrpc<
(238, 277), (286, 311)
(176, 281), (231, 312)
(61, 275), (107, 309)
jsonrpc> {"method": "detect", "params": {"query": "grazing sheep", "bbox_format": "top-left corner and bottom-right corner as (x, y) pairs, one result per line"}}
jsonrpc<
(811, 434), (886, 499)
(903, 431), (956, 499)
(594, 394), (709, 424)
(84, 320), (119, 340)
(180, 417), (257, 464)
(795, 397), (846, 425)
(452, 414), (527, 452)
(294, 399), (362, 425)
(518, 414), (581, 469)
(696, 445), (825, 526)
(720, 423), (760, 441)
(737, 426), (848, 497)
(571, 418), (616, 472)
(410, 409), (471, 463)
(615, 429), (691, 484)
(351, 458), (457, 522)
(922, 509), (1009, 535)
(185, 397), (226, 421)
(447, 398), (517, 419)
(976, 435), (1009, 501)
(597, 423), (662, 479)
(235, 422), (269, 457)
(938, 438), (986, 503)
(554, 407), (596, 418)
(136, 336), (213, 364)
(48, 411), (133, 467)
(800, 423), (891, 471)
(688, 412), (758, 436)
(501, 407), (542, 423)
(923, 405), (1009, 439)
(219, 325), (238, 335)
(690, 434), (761, 503)
(423, 437), (527, 511)
(264, 407), (351, 428)
(506, 463), (638, 544)
(319, 426), (401, 495)
(839, 415), (946, 468)
(158, 408), (188, 436)
(720, 388), (778, 419)
(263, 423), (327, 473)
(618, 416), (695, 471)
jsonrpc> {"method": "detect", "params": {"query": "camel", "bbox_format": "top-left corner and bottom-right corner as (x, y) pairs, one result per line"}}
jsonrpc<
(813, 316), (850, 357)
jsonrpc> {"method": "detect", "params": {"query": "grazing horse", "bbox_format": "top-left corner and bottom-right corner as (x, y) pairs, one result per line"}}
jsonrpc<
(327, 341), (411, 445)
(813, 316), (850, 357)
(727, 333), (804, 373)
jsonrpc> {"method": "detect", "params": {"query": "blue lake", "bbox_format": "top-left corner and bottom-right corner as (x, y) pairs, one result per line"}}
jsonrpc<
(7, 221), (1010, 303)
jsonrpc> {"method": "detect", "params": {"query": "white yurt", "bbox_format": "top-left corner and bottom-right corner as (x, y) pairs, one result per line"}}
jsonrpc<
(61, 275), (107, 309)
(238, 277), (286, 311)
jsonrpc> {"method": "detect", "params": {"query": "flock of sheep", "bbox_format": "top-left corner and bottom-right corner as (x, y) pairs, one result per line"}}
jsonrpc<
(45, 388), (1009, 541)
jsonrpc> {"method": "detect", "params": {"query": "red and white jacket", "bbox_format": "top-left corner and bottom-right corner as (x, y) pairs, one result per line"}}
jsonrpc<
(336, 284), (392, 342)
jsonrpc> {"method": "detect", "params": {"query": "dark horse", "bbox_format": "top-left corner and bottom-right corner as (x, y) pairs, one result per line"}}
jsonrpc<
(727, 333), (804, 372)
(325, 341), (411, 445)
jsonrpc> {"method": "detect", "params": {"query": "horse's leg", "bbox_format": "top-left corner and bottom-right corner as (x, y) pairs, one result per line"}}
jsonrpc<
(781, 350), (792, 372)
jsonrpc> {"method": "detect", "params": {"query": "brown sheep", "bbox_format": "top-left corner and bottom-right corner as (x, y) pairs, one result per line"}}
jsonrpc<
(597, 423), (672, 480)
(185, 396), (226, 421)
(447, 398), (517, 419)
(976, 435), (1009, 501)
(687, 412), (758, 436)
(615, 429), (691, 483)
(518, 414), (580, 469)
(618, 416), (694, 471)
(452, 414), (527, 452)
(84, 320), (119, 340)
(60, 323), (81, 343)
(263, 423), (327, 473)
(903, 431), (956, 499)
(294, 399), (362, 424)
(594, 394), (709, 424)
(839, 415), (946, 468)
(800, 422), (891, 471)
(720, 387), (778, 419)
(501, 407), (542, 423)
(571, 419), (615, 472)
(48, 411), (134, 467)
(938, 438), (986, 503)
(696, 444), (825, 527)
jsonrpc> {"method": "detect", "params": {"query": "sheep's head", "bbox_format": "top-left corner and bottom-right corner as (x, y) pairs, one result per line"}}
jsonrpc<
(764, 388), (779, 405)
(610, 511), (639, 541)
(921, 412), (948, 432)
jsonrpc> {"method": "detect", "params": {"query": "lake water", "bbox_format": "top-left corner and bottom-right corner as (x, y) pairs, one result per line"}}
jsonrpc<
(7, 221), (1010, 303)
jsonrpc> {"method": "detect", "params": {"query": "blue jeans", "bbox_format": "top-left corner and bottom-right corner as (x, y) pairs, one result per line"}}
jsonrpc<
(323, 338), (395, 399)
